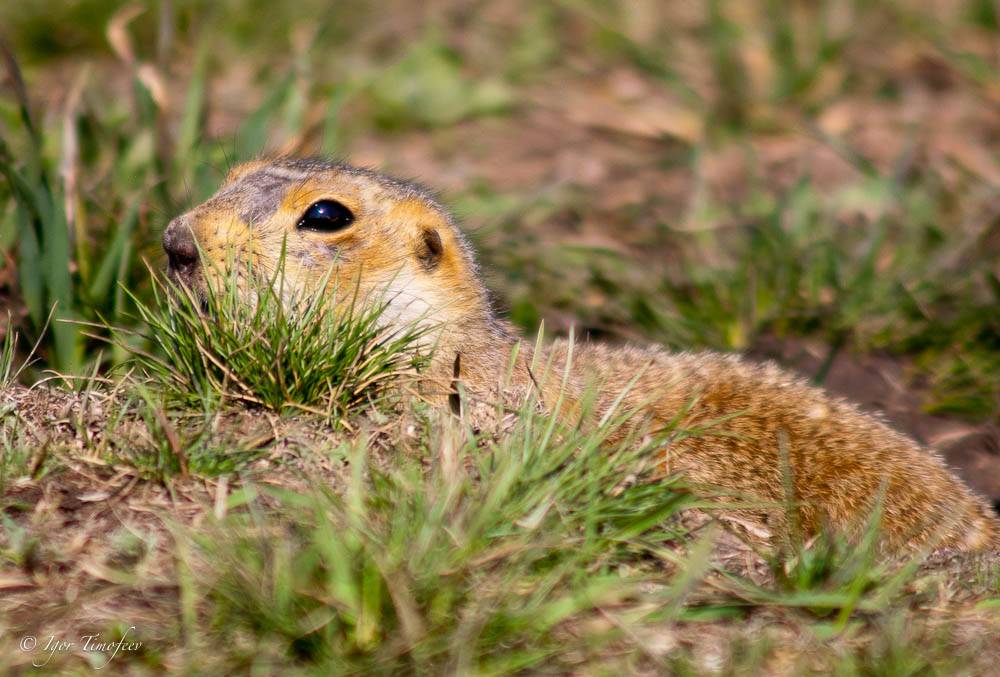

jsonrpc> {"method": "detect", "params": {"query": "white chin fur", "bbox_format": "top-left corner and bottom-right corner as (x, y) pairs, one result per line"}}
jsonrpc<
(376, 268), (446, 335)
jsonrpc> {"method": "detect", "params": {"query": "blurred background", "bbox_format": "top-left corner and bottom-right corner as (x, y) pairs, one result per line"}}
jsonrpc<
(0, 0), (998, 489)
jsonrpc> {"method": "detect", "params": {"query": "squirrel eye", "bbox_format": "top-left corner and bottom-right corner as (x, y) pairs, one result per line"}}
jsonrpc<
(297, 199), (355, 232)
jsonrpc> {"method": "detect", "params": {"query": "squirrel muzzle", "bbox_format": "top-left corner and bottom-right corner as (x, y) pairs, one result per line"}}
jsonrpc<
(162, 216), (200, 284)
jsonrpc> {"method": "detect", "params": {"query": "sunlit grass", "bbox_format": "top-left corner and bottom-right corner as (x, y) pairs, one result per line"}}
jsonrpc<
(183, 391), (701, 673)
(121, 258), (430, 421)
(0, 317), (18, 389)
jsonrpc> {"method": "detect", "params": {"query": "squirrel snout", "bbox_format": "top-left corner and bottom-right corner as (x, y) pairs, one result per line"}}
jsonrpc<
(163, 218), (199, 278)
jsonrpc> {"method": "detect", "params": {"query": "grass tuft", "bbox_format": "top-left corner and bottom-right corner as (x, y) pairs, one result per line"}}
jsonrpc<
(188, 391), (698, 673)
(120, 258), (431, 422)
(0, 315), (18, 389)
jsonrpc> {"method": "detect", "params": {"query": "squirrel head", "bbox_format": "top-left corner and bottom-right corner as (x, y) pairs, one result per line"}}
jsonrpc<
(162, 158), (492, 333)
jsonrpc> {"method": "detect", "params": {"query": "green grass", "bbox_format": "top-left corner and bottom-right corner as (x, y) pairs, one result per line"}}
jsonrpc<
(0, 412), (35, 494)
(119, 257), (429, 421)
(104, 386), (267, 480)
(0, 315), (19, 389)
(186, 392), (697, 673)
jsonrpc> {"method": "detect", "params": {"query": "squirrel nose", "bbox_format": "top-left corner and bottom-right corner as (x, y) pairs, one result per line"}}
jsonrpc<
(163, 218), (199, 277)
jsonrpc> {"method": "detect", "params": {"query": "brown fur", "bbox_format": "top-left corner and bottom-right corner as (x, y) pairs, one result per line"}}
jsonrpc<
(163, 158), (1000, 553)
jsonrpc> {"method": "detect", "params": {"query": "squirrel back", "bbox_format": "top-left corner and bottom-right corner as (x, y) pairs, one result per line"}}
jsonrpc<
(545, 341), (1000, 551)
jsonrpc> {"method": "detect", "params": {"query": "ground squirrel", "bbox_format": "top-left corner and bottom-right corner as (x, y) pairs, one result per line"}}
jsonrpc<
(162, 157), (1000, 553)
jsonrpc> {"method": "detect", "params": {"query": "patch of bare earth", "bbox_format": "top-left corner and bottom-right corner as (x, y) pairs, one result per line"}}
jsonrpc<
(0, 384), (383, 669)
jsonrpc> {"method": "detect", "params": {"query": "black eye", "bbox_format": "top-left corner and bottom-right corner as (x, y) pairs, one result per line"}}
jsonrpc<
(297, 200), (355, 232)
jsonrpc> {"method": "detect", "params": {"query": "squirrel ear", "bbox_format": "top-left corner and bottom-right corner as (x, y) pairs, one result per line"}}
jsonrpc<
(416, 227), (444, 271)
